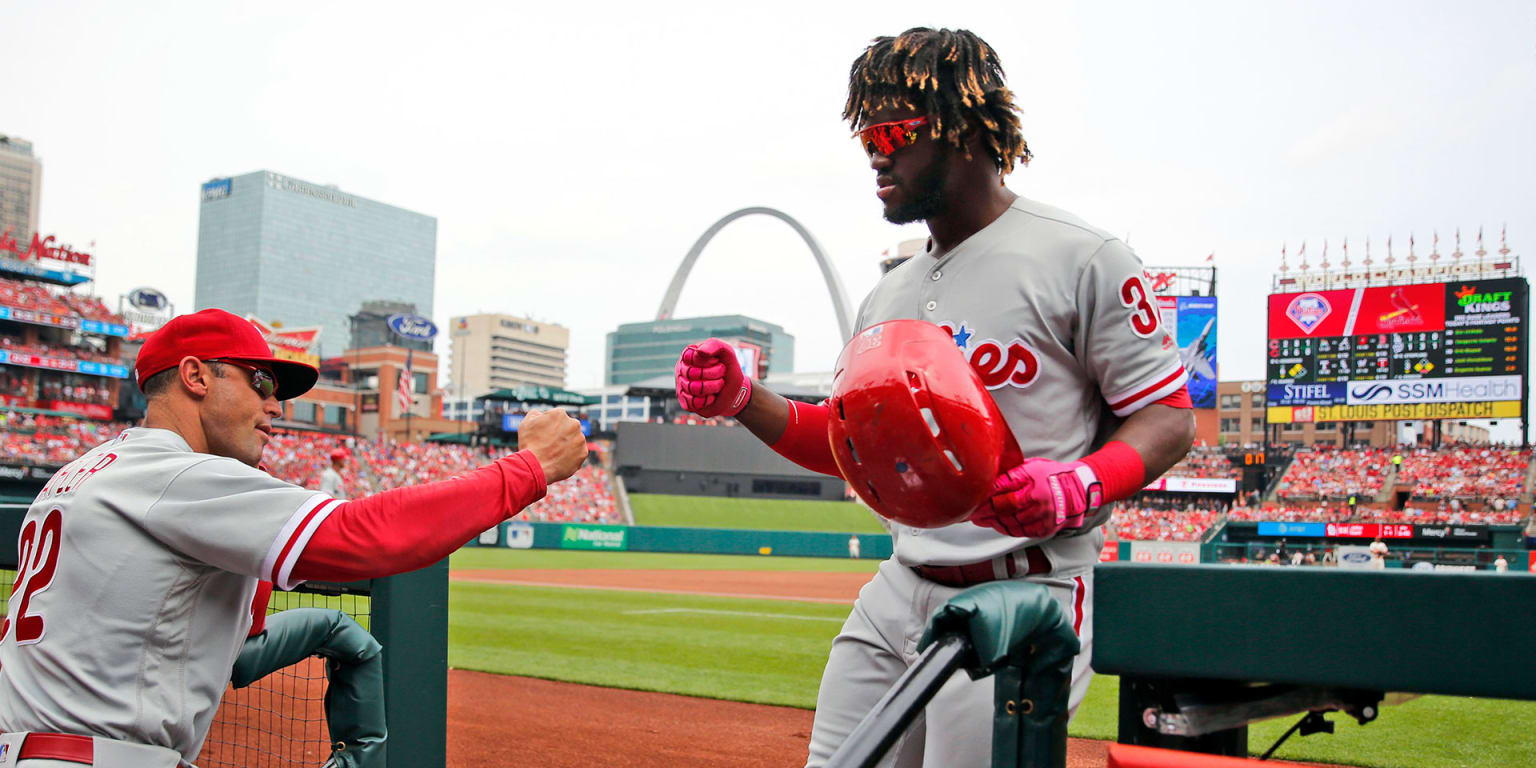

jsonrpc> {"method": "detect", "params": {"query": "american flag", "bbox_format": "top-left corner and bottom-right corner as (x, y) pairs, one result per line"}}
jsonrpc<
(397, 350), (414, 416)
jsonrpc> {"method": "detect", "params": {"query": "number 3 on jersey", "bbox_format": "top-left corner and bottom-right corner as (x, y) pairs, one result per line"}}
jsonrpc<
(1119, 276), (1160, 338)
(3, 508), (63, 646)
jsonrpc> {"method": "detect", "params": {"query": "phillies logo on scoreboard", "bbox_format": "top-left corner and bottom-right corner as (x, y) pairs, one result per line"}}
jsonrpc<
(938, 321), (1040, 390)
(1285, 293), (1332, 334)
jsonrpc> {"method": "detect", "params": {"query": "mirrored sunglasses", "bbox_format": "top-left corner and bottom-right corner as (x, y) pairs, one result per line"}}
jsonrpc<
(206, 358), (277, 398)
(855, 117), (930, 157)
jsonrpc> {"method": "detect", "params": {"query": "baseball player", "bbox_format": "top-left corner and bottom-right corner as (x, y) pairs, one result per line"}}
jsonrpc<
(320, 448), (348, 499)
(675, 28), (1195, 766)
(0, 308), (587, 767)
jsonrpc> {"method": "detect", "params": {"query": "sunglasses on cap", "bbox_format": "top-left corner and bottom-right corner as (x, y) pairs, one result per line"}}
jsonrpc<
(205, 358), (277, 399)
(855, 117), (930, 157)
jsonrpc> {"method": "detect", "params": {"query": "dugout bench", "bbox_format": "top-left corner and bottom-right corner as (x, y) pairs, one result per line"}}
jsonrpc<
(1093, 563), (1536, 757)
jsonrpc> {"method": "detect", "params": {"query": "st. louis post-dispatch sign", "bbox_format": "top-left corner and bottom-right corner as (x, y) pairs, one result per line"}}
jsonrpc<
(1265, 278), (1529, 423)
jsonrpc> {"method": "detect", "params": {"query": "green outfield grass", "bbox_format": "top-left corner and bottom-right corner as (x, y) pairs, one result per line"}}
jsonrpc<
(629, 493), (887, 533)
(449, 547), (881, 573)
(445, 550), (1535, 767)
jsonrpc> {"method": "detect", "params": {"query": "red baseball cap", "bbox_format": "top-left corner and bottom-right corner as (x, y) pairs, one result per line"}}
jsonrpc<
(329, 448), (349, 461)
(134, 308), (318, 400)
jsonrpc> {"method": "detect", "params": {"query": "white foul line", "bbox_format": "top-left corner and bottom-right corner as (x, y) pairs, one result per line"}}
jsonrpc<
(623, 608), (845, 622)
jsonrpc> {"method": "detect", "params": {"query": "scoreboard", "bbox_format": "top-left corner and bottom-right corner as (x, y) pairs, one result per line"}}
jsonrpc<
(1266, 277), (1528, 423)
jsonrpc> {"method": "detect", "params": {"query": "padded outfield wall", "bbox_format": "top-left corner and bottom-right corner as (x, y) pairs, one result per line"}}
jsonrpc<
(615, 421), (846, 501)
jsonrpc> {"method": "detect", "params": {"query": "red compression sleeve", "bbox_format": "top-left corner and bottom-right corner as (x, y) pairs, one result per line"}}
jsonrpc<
(1153, 386), (1193, 409)
(1079, 441), (1146, 503)
(770, 400), (842, 477)
(247, 580), (273, 637)
(291, 451), (547, 583)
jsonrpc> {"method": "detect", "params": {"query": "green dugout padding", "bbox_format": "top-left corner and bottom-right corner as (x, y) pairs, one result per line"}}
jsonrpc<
(473, 520), (895, 560)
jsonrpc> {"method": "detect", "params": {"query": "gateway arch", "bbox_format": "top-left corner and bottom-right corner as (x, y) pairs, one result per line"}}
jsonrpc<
(656, 207), (855, 342)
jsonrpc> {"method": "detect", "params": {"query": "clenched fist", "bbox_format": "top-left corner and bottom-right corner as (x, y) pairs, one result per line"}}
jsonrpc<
(675, 338), (752, 418)
(518, 409), (587, 484)
(969, 458), (1102, 539)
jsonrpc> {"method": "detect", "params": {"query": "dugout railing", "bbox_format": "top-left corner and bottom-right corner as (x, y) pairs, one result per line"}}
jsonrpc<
(0, 502), (448, 768)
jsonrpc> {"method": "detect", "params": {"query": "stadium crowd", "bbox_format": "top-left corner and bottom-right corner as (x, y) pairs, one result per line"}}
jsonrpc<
(1275, 446), (1393, 501)
(1107, 496), (1226, 541)
(259, 434), (623, 524)
(0, 278), (125, 325)
(1163, 444), (1242, 480)
(0, 413), (128, 466)
(1, 420), (623, 525)
(1397, 445), (1530, 504)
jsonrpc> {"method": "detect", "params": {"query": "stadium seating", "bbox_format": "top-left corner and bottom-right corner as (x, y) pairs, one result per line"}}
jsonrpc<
(1274, 447), (1391, 501)
(0, 277), (125, 324)
(1108, 501), (1223, 541)
(1163, 444), (1242, 480)
(1, 422), (625, 525)
(1395, 445), (1530, 505)
(1226, 504), (1353, 523)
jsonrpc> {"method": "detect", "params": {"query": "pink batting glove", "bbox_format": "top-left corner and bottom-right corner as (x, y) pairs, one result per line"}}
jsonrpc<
(674, 338), (752, 418)
(969, 458), (1103, 539)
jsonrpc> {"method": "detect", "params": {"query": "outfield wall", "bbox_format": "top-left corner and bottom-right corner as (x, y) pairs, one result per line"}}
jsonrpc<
(615, 422), (846, 501)
(473, 520), (894, 560)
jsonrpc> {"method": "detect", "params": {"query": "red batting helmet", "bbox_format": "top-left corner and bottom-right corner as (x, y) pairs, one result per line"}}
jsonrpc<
(330, 448), (349, 462)
(827, 320), (1015, 528)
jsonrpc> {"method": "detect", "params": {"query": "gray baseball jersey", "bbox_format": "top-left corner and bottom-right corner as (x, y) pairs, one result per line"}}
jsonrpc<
(853, 195), (1187, 566)
(806, 195), (1185, 768)
(0, 427), (338, 760)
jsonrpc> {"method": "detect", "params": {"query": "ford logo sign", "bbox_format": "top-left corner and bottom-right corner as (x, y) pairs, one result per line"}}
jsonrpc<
(128, 287), (168, 311)
(387, 314), (438, 340)
(1341, 552), (1371, 564)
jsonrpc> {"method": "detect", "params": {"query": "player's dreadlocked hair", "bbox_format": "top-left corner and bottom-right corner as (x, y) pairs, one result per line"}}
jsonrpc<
(844, 28), (1031, 175)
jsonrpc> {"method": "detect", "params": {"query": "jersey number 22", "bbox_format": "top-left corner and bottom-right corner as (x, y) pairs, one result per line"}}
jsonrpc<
(3, 508), (63, 646)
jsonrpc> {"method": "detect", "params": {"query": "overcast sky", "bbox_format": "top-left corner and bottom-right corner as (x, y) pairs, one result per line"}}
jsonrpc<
(9, 1), (1535, 425)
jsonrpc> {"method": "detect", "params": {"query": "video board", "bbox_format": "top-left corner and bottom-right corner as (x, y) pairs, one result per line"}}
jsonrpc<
(1158, 296), (1218, 408)
(1266, 278), (1528, 423)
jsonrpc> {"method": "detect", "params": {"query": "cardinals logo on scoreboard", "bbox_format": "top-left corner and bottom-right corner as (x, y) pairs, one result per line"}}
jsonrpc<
(1285, 293), (1332, 335)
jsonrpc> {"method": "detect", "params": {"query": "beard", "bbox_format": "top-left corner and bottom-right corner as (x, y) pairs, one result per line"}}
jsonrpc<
(882, 154), (948, 224)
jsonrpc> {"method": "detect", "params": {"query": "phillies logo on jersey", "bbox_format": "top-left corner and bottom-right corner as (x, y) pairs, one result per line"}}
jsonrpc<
(1285, 293), (1332, 334)
(938, 321), (1040, 390)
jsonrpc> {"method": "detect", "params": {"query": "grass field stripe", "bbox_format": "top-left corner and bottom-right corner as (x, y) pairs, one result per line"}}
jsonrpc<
(452, 577), (856, 604)
(622, 608), (845, 622)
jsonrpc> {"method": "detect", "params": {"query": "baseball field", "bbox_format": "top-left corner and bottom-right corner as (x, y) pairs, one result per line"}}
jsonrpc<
(436, 494), (1536, 768)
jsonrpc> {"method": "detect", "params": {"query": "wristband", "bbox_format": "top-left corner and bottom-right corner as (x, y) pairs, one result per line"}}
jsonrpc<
(1078, 440), (1146, 503)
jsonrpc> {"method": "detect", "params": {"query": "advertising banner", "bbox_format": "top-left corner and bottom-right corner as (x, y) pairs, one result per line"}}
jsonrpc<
(504, 522), (535, 549)
(1336, 545), (1375, 569)
(1265, 278), (1528, 423)
(477, 527), (499, 546)
(1173, 296), (1218, 408)
(1257, 521), (1326, 537)
(559, 524), (628, 551)
(1268, 401), (1522, 424)
(0, 350), (129, 379)
(1127, 540), (1201, 565)
(245, 315), (322, 367)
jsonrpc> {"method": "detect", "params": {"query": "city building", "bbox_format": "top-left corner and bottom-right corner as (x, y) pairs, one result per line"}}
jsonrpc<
(193, 171), (437, 358)
(0, 135), (41, 245)
(445, 313), (568, 410)
(0, 235), (127, 422)
(605, 314), (793, 386)
(1219, 380), (1397, 448)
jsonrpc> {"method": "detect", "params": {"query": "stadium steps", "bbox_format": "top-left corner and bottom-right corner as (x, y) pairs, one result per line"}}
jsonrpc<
(1261, 453), (1296, 502)
(612, 473), (635, 526)
(1521, 456), (1536, 508)
(1374, 462), (1400, 503)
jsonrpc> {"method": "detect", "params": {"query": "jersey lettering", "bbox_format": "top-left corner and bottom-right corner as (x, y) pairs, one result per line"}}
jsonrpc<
(938, 322), (1041, 391)
(5, 508), (63, 646)
(1119, 276), (1159, 338)
(38, 452), (116, 501)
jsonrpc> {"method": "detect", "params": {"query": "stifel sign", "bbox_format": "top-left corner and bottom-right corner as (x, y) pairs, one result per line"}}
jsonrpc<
(0, 229), (94, 267)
